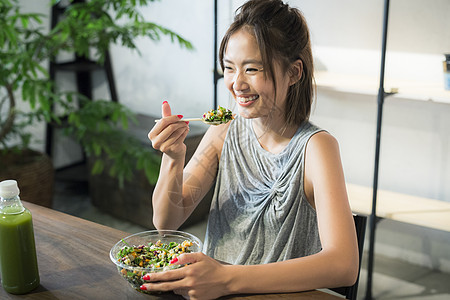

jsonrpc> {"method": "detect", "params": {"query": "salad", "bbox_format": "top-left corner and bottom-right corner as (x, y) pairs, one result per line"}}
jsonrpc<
(116, 239), (193, 269)
(202, 106), (234, 125)
(114, 239), (194, 292)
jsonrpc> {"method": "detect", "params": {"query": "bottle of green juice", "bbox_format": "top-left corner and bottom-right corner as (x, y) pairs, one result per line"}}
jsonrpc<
(0, 180), (40, 294)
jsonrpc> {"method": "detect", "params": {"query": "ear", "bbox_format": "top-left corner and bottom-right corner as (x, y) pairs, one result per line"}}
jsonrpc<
(288, 59), (303, 86)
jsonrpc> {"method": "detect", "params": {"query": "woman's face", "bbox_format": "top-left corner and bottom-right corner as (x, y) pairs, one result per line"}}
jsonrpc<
(223, 29), (291, 121)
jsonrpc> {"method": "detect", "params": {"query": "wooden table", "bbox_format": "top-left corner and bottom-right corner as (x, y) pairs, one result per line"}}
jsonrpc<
(0, 202), (341, 299)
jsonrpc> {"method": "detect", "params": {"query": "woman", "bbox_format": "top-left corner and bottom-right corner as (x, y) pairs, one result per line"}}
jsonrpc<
(146, 0), (358, 298)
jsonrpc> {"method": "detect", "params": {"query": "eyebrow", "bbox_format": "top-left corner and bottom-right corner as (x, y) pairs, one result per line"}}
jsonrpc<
(223, 58), (263, 65)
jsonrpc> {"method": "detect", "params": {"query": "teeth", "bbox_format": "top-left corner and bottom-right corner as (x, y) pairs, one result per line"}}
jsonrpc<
(237, 95), (259, 103)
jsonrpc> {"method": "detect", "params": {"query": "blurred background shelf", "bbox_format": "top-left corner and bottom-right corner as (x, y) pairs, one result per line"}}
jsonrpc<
(315, 71), (450, 104)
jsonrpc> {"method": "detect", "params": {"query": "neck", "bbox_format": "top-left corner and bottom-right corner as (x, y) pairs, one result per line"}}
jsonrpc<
(252, 117), (300, 154)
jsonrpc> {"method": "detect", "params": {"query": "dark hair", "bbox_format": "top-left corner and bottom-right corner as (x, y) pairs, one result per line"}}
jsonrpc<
(219, 0), (315, 125)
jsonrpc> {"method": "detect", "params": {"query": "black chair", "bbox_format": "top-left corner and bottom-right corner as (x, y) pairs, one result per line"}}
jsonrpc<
(330, 214), (367, 300)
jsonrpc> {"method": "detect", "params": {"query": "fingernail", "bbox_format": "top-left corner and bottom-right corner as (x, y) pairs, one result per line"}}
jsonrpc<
(142, 274), (150, 281)
(185, 121), (189, 125)
(177, 114), (183, 119)
(140, 285), (147, 291)
(170, 257), (178, 264)
(162, 100), (168, 104)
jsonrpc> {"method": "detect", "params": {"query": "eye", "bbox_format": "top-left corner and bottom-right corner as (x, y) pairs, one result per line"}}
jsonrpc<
(246, 68), (262, 74)
(223, 65), (234, 72)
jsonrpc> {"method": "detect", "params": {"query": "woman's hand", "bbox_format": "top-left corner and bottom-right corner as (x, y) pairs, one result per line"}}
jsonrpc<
(140, 252), (231, 300)
(148, 101), (190, 160)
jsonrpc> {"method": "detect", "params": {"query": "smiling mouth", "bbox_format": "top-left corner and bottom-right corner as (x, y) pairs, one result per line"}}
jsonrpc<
(236, 95), (259, 104)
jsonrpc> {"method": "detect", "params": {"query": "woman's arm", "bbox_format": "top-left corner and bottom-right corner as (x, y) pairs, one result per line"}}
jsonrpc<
(150, 105), (230, 229)
(142, 131), (358, 298)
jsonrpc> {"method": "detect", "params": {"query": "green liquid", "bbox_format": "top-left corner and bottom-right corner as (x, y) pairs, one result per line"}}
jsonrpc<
(0, 208), (40, 294)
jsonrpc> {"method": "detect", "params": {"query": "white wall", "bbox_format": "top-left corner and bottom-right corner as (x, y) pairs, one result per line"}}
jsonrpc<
(297, 0), (450, 202)
(111, 0), (215, 117)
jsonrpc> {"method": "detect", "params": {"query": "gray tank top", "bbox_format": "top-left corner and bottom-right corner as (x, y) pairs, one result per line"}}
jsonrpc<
(203, 116), (323, 265)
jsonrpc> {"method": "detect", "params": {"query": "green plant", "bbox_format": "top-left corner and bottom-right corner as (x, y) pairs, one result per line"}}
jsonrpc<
(0, 0), (193, 185)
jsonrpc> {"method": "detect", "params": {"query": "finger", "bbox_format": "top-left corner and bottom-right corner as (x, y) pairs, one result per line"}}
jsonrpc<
(162, 100), (172, 118)
(173, 252), (205, 265)
(156, 126), (189, 153)
(172, 125), (190, 145)
(140, 269), (187, 292)
(148, 115), (185, 143)
(144, 265), (186, 283)
(141, 281), (182, 293)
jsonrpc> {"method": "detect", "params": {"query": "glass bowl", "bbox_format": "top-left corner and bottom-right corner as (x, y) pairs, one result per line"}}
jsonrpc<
(110, 230), (203, 293)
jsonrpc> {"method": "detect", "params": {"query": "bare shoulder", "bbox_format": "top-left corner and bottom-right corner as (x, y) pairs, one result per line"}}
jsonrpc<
(304, 130), (345, 197)
(307, 130), (339, 154)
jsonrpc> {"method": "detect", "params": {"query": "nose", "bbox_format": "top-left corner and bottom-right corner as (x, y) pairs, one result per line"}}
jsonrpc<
(232, 71), (249, 92)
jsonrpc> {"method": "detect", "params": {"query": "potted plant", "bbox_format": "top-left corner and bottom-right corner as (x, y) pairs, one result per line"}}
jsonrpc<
(0, 0), (192, 207)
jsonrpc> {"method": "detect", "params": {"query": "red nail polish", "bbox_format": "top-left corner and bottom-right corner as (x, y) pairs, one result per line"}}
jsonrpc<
(162, 100), (168, 104)
(185, 121), (189, 125)
(142, 274), (151, 281)
(170, 257), (178, 264)
(177, 114), (183, 119)
(140, 285), (147, 291)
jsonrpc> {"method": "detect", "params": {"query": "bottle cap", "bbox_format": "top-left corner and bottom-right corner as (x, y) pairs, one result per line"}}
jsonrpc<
(0, 180), (20, 198)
